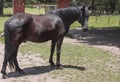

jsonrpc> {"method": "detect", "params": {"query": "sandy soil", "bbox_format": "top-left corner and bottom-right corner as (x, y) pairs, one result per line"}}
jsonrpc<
(0, 28), (120, 82)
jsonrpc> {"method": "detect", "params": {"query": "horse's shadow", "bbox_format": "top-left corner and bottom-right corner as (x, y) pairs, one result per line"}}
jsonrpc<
(8, 65), (85, 78)
(66, 27), (120, 48)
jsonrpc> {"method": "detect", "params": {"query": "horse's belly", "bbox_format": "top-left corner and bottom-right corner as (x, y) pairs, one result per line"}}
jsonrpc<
(26, 33), (55, 43)
(27, 36), (51, 43)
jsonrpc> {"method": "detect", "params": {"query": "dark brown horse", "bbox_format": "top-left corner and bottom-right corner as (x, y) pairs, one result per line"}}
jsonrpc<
(1, 6), (90, 79)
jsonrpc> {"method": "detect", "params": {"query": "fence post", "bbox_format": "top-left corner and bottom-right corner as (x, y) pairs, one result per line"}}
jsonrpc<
(13, 0), (25, 14)
(57, 0), (69, 8)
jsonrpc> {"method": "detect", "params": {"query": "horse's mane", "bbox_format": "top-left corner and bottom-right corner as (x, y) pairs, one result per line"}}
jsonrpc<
(49, 7), (83, 18)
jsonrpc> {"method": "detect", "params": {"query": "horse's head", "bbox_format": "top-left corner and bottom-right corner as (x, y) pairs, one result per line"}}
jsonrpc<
(78, 6), (91, 32)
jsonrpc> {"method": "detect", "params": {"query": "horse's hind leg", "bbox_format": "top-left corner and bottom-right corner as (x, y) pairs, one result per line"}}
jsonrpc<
(1, 41), (12, 79)
(49, 40), (56, 67)
(56, 37), (64, 69)
(11, 34), (25, 74)
(12, 47), (24, 74)
(1, 44), (24, 79)
(1, 52), (8, 79)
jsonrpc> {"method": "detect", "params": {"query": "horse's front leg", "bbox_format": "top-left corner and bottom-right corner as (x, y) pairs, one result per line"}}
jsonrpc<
(56, 37), (64, 69)
(49, 40), (56, 67)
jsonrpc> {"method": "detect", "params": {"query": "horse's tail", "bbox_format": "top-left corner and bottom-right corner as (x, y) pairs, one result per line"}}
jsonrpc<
(4, 21), (15, 70)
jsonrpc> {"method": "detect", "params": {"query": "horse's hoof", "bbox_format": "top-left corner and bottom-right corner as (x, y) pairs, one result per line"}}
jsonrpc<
(56, 65), (63, 70)
(2, 74), (8, 79)
(50, 63), (55, 67)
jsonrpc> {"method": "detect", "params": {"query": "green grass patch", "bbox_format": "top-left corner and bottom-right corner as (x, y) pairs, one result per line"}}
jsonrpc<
(0, 37), (4, 43)
(3, 7), (13, 15)
(89, 15), (120, 29)
(0, 16), (9, 32)
(25, 7), (45, 15)
(19, 42), (120, 82)
(71, 15), (120, 29)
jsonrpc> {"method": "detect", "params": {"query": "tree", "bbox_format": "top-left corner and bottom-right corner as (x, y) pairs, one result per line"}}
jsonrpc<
(91, 0), (95, 13)
(0, 0), (3, 15)
(5, 0), (12, 2)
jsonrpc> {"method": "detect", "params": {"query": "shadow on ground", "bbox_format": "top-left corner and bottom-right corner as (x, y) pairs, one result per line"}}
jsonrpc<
(7, 65), (85, 78)
(66, 27), (120, 48)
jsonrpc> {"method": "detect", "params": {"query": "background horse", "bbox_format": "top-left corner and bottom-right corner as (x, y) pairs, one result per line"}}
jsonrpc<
(1, 6), (90, 79)
(49, 6), (91, 68)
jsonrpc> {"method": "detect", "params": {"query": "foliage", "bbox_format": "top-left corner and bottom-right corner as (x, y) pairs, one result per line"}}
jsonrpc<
(0, 0), (3, 15)
(38, 0), (56, 3)
(4, 0), (12, 2)
(25, 0), (56, 3)
(70, 0), (120, 14)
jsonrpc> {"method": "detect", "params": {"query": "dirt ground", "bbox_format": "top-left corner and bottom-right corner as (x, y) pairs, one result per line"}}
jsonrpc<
(0, 43), (61, 82)
(0, 28), (120, 82)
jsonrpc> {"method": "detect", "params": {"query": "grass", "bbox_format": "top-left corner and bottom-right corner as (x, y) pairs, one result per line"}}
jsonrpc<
(0, 16), (9, 32)
(18, 42), (120, 82)
(89, 15), (120, 28)
(3, 7), (45, 15)
(25, 7), (45, 15)
(71, 15), (120, 29)
(3, 7), (13, 15)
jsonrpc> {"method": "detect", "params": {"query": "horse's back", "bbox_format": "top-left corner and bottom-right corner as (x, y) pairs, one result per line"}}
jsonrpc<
(32, 14), (64, 32)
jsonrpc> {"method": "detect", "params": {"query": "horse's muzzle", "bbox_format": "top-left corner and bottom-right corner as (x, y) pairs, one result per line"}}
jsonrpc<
(82, 27), (88, 32)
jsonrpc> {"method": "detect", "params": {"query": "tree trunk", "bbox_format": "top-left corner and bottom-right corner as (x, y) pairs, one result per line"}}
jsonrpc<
(0, 0), (3, 15)
(91, 0), (95, 13)
(110, 0), (116, 14)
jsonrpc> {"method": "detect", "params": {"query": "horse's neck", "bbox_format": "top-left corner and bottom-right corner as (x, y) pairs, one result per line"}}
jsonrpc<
(60, 12), (79, 34)
(50, 8), (80, 33)
(58, 8), (80, 26)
